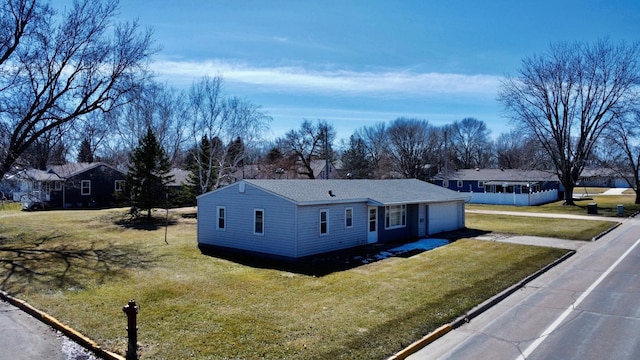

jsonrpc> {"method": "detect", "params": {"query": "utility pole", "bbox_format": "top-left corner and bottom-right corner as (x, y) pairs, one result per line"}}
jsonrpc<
(324, 126), (330, 180)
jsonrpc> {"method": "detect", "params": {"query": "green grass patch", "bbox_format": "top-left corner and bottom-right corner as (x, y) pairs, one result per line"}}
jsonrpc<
(466, 192), (640, 217)
(466, 213), (614, 240)
(0, 201), (21, 211)
(0, 209), (569, 359)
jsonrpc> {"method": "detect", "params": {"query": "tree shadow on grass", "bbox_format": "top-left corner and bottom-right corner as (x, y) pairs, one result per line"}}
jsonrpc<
(113, 213), (178, 231)
(0, 234), (158, 295)
(437, 228), (492, 241)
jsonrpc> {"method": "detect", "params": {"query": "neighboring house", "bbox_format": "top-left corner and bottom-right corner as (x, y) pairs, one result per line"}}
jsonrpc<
(197, 179), (469, 260)
(167, 168), (189, 191)
(431, 168), (561, 206)
(48, 162), (126, 208)
(167, 168), (193, 206)
(309, 159), (342, 179)
(5, 169), (63, 202)
(230, 159), (342, 181)
(8, 162), (126, 208)
(578, 168), (631, 188)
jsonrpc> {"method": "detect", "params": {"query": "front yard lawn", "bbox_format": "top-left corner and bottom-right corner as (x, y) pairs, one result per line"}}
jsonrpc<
(466, 213), (615, 240)
(0, 209), (568, 359)
(466, 193), (640, 218)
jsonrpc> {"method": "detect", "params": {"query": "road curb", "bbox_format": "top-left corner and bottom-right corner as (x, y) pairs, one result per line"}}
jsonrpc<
(387, 324), (453, 360)
(389, 249), (576, 359)
(591, 221), (622, 241)
(0, 290), (124, 360)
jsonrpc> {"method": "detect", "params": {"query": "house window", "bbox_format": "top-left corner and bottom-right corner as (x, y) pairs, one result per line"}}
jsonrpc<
(320, 210), (329, 235)
(443, 180), (449, 188)
(478, 181), (484, 188)
(345, 208), (353, 228)
(457, 180), (463, 188)
(81, 180), (91, 195)
(114, 180), (125, 192)
(54, 181), (62, 191)
(217, 206), (226, 230)
(385, 205), (406, 229)
(254, 209), (264, 235)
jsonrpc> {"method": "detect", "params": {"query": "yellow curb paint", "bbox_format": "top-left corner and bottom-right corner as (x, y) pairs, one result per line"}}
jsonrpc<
(388, 324), (453, 360)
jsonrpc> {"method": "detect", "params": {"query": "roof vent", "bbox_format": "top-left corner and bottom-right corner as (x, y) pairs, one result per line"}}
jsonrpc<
(328, 190), (336, 197)
(239, 182), (245, 193)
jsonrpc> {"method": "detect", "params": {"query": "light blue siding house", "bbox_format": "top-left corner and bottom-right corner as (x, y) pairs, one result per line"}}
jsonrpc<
(197, 179), (469, 260)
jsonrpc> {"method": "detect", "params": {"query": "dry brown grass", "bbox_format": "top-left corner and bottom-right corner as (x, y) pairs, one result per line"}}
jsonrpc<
(1, 208), (568, 359)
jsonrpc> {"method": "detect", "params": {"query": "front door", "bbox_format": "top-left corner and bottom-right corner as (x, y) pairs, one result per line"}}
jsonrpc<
(367, 207), (378, 244)
(418, 204), (427, 237)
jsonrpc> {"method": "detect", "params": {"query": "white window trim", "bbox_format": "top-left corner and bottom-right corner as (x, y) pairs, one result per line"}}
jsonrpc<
(385, 204), (406, 230)
(457, 180), (463, 188)
(216, 206), (226, 231)
(345, 207), (353, 228)
(81, 180), (91, 195)
(478, 181), (485, 188)
(254, 209), (264, 236)
(320, 209), (329, 236)
(114, 180), (125, 192)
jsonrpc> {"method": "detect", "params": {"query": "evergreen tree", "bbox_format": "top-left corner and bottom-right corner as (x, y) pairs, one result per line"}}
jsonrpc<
(184, 135), (218, 200)
(127, 127), (174, 218)
(77, 138), (94, 163)
(341, 135), (372, 179)
(226, 136), (245, 167)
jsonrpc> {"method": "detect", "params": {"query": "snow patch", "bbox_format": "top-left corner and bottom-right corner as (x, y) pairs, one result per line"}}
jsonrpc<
(389, 239), (449, 254)
(362, 239), (449, 263)
(60, 337), (98, 360)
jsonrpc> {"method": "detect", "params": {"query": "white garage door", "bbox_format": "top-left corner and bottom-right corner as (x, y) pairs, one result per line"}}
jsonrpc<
(427, 202), (462, 235)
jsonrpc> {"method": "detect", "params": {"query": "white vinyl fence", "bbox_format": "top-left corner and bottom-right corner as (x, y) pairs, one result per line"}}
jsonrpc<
(468, 189), (558, 206)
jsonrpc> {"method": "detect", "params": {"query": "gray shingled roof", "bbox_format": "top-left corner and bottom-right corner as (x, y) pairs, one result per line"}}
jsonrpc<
(8, 169), (62, 182)
(243, 179), (469, 206)
(433, 169), (559, 182)
(168, 168), (190, 186)
(48, 162), (114, 178)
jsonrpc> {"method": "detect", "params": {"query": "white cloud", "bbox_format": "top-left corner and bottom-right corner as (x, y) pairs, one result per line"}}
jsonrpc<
(150, 59), (502, 98)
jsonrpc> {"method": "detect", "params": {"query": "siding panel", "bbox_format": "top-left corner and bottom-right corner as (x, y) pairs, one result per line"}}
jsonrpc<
(198, 183), (297, 257)
(295, 203), (368, 257)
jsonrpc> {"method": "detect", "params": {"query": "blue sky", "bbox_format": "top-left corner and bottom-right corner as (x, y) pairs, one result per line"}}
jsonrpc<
(117, 0), (640, 142)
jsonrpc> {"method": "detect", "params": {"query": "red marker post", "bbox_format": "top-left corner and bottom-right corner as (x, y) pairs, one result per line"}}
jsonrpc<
(122, 299), (138, 360)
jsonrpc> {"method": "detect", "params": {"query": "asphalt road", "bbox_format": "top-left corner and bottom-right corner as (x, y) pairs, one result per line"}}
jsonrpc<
(0, 299), (97, 360)
(409, 215), (640, 360)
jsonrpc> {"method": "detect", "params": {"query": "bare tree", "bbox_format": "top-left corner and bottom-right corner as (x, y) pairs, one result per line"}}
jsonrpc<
(449, 117), (492, 169)
(186, 76), (271, 191)
(106, 81), (187, 167)
(340, 135), (372, 179)
(277, 119), (336, 179)
(494, 130), (550, 170)
(0, 0), (154, 178)
(387, 118), (439, 179)
(499, 39), (640, 205)
(599, 111), (640, 203)
(353, 122), (391, 178)
(21, 125), (70, 168)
